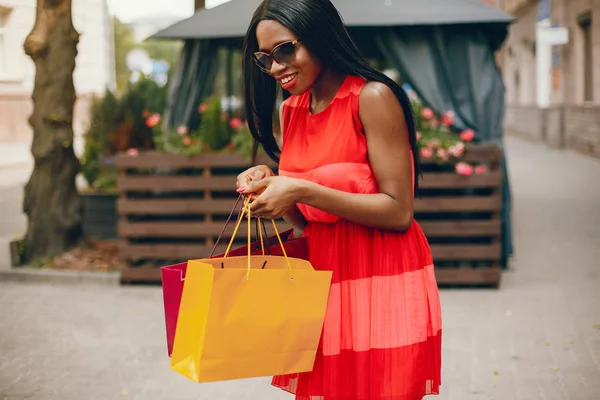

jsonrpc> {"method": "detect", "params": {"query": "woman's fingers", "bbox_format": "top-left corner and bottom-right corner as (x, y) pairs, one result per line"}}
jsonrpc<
(236, 166), (274, 191)
(252, 169), (267, 181)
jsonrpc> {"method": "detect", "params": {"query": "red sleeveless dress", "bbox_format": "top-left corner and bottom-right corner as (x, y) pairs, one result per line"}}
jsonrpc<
(274, 75), (442, 400)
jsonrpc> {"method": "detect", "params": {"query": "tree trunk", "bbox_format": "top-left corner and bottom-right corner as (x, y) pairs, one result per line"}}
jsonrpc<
(22, 0), (81, 263)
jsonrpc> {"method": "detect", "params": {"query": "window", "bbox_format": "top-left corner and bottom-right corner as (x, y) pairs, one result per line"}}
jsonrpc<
(0, 7), (11, 76)
(578, 11), (593, 102)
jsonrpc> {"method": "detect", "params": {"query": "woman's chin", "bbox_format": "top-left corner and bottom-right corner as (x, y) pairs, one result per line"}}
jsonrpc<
(285, 83), (309, 97)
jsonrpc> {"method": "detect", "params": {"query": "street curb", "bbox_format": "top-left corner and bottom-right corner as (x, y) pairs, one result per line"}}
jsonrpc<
(0, 268), (120, 286)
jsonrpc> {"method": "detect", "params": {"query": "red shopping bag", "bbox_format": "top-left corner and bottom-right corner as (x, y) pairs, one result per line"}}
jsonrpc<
(161, 197), (308, 357)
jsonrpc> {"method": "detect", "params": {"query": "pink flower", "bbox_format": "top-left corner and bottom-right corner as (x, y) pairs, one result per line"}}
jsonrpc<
(448, 142), (465, 158)
(455, 162), (473, 176)
(441, 111), (454, 127)
(460, 129), (475, 142)
(437, 149), (449, 161)
(146, 113), (161, 128)
(229, 118), (243, 130)
(416, 131), (422, 141)
(421, 147), (433, 159)
(127, 148), (139, 157)
(177, 126), (189, 136)
(421, 108), (434, 120)
(183, 136), (192, 146)
(198, 103), (209, 114)
(474, 164), (488, 175)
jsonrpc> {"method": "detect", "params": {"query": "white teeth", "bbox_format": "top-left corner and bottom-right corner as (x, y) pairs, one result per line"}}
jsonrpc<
(281, 74), (297, 84)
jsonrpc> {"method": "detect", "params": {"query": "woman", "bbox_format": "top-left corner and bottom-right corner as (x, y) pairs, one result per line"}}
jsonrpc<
(236, 0), (442, 399)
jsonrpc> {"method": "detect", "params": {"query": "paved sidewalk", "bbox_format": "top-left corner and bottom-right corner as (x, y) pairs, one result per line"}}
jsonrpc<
(0, 137), (599, 400)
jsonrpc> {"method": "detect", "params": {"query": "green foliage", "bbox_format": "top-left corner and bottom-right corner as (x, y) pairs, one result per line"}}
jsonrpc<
(152, 123), (205, 156)
(151, 96), (255, 158)
(81, 139), (102, 189)
(408, 94), (486, 175)
(231, 129), (255, 161)
(81, 89), (121, 191)
(120, 77), (167, 142)
(198, 97), (231, 151)
(86, 89), (121, 150)
(80, 77), (168, 191)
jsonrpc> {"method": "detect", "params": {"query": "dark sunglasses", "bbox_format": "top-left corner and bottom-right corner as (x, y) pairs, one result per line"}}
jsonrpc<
(253, 39), (301, 73)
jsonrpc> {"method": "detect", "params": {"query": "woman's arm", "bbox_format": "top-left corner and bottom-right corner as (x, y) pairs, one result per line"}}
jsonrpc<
(245, 82), (414, 232)
(281, 203), (307, 231)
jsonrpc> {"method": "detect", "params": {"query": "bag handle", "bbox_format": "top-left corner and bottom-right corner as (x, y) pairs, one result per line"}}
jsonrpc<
(223, 196), (293, 280)
(209, 195), (269, 257)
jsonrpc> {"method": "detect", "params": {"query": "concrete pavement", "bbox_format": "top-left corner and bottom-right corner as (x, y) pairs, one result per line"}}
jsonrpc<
(0, 136), (599, 400)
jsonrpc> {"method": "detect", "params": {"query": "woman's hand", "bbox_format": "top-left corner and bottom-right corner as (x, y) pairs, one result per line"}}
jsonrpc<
(242, 176), (304, 220)
(236, 165), (275, 192)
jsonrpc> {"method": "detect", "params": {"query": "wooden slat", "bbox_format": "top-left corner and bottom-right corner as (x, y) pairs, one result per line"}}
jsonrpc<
(117, 169), (503, 192)
(118, 172), (503, 191)
(118, 221), (292, 238)
(121, 267), (163, 284)
(415, 195), (502, 212)
(118, 176), (234, 191)
(119, 242), (501, 262)
(117, 198), (238, 214)
(430, 244), (501, 260)
(120, 243), (222, 260)
(419, 171), (502, 189)
(115, 152), (276, 170)
(434, 267), (501, 287)
(419, 220), (501, 237)
(118, 195), (502, 215)
(120, 265), (502, 286)
(119, 221), (499, 240)
(462, 144), (503, 163)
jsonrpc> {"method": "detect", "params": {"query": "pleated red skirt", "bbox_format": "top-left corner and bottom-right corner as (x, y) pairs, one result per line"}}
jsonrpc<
(271, 220), (442, 400)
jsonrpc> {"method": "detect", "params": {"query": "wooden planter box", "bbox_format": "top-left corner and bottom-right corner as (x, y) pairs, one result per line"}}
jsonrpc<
(80, 192), (119, 240)
(116, 145), (504, 287)
(115, 152), (282, 284)
(415, 144), (504, 287)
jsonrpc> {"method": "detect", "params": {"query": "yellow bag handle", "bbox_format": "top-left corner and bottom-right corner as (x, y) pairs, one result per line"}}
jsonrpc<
(223, 196), (293, 280)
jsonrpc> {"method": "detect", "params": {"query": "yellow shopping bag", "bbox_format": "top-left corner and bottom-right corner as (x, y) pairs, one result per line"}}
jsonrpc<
(170, 197), (333, 383)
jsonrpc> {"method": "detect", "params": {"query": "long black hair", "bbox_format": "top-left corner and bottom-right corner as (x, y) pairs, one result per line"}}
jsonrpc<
(242, 0), (420, 190)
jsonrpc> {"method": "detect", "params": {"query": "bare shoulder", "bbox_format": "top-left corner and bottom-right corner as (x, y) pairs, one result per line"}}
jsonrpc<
(359, 81), (403, 117)
(358, 80), (405, 127)
(359, 81), (397, 105)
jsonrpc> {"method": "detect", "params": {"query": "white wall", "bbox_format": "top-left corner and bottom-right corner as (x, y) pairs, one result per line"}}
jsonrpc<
(503, 2), (539, 106)
(0, 0), (114, 96)
(206, 0), (230, 8)
(0, 0), (114, 142)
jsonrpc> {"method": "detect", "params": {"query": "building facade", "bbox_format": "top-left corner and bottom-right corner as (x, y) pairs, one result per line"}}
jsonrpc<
(502, 0), (600, 158)
(0, 0), (115, 142)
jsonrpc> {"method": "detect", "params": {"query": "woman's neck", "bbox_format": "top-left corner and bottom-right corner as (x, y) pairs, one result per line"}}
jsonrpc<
(309, 69), (347, 114)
